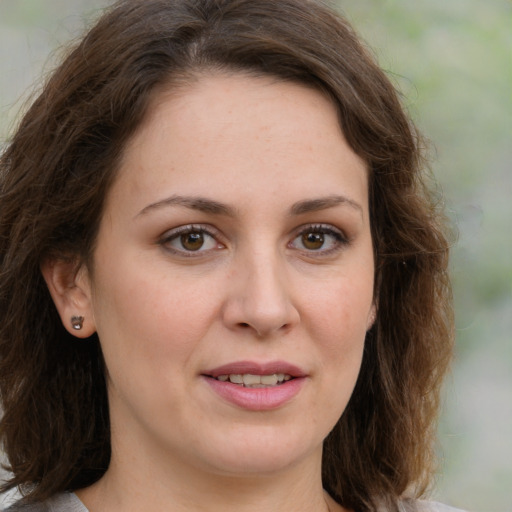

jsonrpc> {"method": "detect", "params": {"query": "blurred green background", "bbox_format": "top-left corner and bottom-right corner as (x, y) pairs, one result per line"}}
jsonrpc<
(0, 1), (511, 510)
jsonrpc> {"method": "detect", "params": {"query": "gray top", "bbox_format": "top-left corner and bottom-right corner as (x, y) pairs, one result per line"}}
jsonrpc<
(415, 502), (467, 512)
(3, 493), (466, 512)
(3, 493), (86, 512)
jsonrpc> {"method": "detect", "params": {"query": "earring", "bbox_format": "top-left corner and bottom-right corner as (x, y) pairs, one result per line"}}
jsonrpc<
(71, 315), (84, 331)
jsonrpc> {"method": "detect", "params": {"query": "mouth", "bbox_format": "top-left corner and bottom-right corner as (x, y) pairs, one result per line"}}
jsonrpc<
(203, 362), (306, 410)
(213, 373), (293, 388)
(203, 360), (306, 389)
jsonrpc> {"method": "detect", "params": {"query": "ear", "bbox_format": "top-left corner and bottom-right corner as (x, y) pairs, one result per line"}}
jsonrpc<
(40, 257), (96, 338)
(366, 303), (377, 331)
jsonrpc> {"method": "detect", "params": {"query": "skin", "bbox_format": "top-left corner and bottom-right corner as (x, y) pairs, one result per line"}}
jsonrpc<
(43, 73), (375, 512)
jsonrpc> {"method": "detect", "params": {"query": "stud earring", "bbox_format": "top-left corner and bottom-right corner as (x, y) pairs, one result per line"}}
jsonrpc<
(71, 315), (84, 331)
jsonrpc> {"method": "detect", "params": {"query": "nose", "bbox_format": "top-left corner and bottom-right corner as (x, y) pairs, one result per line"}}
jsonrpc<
(221, 250), (300, 338)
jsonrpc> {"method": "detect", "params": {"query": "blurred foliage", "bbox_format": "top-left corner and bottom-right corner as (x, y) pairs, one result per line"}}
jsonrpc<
(1, 1), (511, 510)
(339, 2), (512, 510)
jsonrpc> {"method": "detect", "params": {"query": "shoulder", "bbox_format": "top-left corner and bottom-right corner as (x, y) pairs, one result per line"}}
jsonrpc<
(3, 493), (88, 512)
(413, 500), (468, 512)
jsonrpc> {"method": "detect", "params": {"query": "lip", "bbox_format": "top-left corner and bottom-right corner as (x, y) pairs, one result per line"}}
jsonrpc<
(202, 360), (307, 411)
(204, 360), (307, 379)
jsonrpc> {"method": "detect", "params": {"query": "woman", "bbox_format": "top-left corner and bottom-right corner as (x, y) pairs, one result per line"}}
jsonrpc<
(0, 1), (456, 511)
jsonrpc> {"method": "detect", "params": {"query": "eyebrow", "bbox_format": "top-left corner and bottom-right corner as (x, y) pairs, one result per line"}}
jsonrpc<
(290, 195), (363, 216)
(136, 194), (362, 218)
(137, 195), (237, 217)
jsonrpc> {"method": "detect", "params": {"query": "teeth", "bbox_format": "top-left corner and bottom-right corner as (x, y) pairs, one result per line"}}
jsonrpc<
(216, 373), (292, 387)
(260, 374), (278, 386)
(243, 374), (262, 386)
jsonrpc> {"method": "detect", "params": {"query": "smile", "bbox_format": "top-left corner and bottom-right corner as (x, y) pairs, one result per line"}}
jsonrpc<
(215, 373), (293, 387)
(203, 361), (306, 410)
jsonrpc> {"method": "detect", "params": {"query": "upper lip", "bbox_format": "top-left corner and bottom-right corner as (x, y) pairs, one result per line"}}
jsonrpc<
(204, 360), (307, 378)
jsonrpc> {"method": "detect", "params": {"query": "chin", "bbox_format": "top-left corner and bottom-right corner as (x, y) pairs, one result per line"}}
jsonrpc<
(199, 426), (322, 477)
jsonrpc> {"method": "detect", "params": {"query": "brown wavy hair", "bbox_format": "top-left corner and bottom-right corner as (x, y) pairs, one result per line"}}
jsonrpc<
(0, 1), (453, 510)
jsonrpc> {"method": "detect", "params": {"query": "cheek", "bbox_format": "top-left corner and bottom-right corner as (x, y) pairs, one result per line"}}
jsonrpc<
(305, 278), (372, 345)
(89, 263), (224, 425)
(90, 257), (221, 371)
(297, 284), (369, 437)
(301, 274), (371, 407)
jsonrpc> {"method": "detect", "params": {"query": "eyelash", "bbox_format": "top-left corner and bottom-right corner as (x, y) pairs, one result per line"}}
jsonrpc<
(159, 223), (349, 258)
(289, 224), (349, 257)
(159, 224), (223, 257)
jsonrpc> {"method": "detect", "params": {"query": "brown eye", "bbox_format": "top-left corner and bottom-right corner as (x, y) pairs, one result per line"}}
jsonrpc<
(181, 232), (204, 251)
(162, 226), (220, 255)
(289, 225), (347, 255)
(301, 232), (324, 250)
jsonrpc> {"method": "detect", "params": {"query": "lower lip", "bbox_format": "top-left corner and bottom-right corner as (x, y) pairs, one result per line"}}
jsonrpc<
(204, 376), (305, 411)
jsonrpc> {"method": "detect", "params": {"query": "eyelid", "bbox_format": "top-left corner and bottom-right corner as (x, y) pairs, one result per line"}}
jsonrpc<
(289, 223), (350, 255)
(158, 224), (225, 256)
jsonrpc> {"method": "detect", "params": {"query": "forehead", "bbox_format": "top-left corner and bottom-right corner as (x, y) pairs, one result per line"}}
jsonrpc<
(127, 71), (347, 156)
(107, 72), (368, 217)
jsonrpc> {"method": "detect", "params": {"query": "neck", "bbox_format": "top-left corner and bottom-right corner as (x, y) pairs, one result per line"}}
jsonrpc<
(77, 446), (335, 512)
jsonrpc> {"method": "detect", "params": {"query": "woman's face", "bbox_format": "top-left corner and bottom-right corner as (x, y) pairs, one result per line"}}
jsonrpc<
(80, 73), (375, 478)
